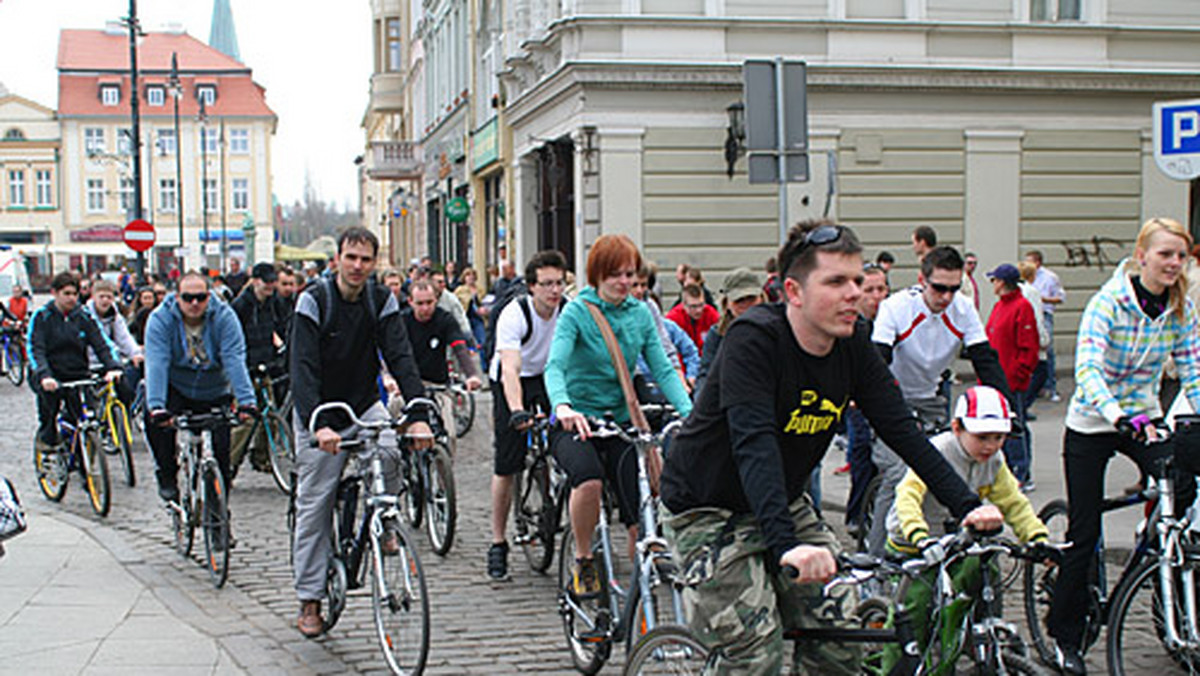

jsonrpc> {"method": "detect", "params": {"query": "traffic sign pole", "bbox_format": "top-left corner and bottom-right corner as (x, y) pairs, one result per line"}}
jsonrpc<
(775, 57), (788, 246)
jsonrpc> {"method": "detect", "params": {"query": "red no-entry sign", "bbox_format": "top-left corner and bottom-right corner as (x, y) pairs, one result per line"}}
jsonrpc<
(123, 219), (156, 253)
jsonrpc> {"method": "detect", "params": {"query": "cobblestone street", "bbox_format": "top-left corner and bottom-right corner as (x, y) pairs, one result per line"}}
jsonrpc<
(0, 381), (1187, 674)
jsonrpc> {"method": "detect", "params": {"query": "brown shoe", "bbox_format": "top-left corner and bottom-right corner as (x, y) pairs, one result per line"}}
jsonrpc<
(297, 600), (324, 638)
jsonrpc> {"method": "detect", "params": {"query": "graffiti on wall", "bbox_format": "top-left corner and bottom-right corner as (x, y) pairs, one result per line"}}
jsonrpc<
(1061, 236), (1126, 271)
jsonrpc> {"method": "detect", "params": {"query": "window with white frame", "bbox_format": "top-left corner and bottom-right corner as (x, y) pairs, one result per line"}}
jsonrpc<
(116, 129), (133, 155)
(159, 178), (177, 212)
(229, 128), (249, 154)
(387, 18), (402, 71)
(204, 178), (218, 212)
(119, 177), (135, 215)
(200, 127), (219, 155)
(35, 170), (52, 207)
(84, 127), (105, 155)
(197, 86), (216, 107)
(147, 86), (165, 106)
(1031, 0), (1082, 20)
(86, 178), (105, 213)
(156, 128), (176, 155)
(101, 85), (120, 106)
(8, 170), (25, 207)
(232, 178), (249, 211)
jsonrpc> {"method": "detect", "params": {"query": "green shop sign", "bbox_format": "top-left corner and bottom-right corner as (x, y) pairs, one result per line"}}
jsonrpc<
(472, 118), (499, 171)
(446, 196), (470, 223)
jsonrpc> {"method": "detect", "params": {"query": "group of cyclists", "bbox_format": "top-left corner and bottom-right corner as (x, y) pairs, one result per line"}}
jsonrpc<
(17, 213), (1200, 675)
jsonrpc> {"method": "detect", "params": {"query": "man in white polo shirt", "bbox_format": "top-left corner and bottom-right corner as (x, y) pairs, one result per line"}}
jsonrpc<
(865, 245), (1014, 555)
(487, 249), (568, 580)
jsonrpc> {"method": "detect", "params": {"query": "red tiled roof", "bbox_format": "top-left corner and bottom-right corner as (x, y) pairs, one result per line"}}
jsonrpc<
(57, 30), (274, 119)
(58, 29), (246, 72)
(59, 74), (274, 118)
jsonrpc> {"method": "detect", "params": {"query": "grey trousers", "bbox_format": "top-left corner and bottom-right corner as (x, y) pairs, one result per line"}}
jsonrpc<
(865, 395), (947, 557)
(292, 401), (400, 602)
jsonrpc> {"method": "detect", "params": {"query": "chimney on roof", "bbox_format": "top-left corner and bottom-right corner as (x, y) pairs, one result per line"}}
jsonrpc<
(104, 20), (125, 36)
(161, 22), (185, 34)
(208, 0), (241, 62)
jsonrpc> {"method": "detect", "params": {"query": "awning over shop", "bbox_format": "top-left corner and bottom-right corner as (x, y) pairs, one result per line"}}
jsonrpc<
(274, 243), (326, 262)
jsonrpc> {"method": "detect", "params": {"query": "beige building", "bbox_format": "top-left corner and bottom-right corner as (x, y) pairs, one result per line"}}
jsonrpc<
(57, 24), (276, 274)
(492, 0), (1200, 368)
(0, 90), (61, 285)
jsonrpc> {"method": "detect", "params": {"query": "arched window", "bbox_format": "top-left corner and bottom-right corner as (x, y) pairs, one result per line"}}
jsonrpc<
(2, 128), (25, 141)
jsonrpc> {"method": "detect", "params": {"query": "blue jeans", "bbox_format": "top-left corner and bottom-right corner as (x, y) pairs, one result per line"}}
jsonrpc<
(1043, 312), (1057, 394)
(1003, 390), (1030, 483)
(845, 407), (877, 525)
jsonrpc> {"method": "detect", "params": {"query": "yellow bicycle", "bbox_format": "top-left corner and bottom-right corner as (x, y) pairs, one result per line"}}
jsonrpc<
(95, 376), (136, 487)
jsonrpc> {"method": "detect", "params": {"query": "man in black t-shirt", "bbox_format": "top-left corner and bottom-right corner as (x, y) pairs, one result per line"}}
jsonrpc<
(660, 223), (1002, 674)
(399, 280), (482, 388)
(289, 227), (432, 638)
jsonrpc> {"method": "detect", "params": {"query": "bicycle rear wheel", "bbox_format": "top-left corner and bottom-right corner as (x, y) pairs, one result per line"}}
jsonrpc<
(1107, 557), (1200, 675)
(7, 341), (24, 386)
(515, 456), (556, 573)
(264, 411), (296, 495)
(201, 462), (230, 588)
(558, 523), (613, 674)
(372, 520), (430, 675)
(425, 445), (456, 556)
(1023, 499), (1098, 667)
(623, 624), (709, 675)
(453, 387), (474, 438)
(34, 441), (67, 502)
(82, 428), (111, 517)
(108, 401), (136, 487)
(856, 474), (882, 553)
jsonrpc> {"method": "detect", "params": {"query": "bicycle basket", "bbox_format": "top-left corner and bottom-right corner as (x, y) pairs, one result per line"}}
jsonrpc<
(1173, 414), (1200, 476)
(0, 475), (28, 542)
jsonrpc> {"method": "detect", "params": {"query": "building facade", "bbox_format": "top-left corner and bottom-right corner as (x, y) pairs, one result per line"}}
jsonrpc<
(57, 23), (276, 274)
(494, 0), (1200, 368)
(0, 91), (61, 286)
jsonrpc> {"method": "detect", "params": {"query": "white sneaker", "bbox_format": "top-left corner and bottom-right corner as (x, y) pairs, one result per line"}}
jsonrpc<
(1049, 392), (1062, 403)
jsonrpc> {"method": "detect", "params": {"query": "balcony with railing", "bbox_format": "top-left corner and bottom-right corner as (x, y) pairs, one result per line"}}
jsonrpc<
(367, 141), (423, 180)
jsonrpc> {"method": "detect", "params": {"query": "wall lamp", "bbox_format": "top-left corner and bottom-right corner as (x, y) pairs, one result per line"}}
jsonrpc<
(724, 102), (745, 179)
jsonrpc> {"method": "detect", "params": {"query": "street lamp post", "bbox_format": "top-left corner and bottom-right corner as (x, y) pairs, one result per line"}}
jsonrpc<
(199, 97), (209, 265)
(169, 53), (185, 271)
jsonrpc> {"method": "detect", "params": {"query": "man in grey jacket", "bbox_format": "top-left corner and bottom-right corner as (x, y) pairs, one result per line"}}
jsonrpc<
(84, 279), (143, 405)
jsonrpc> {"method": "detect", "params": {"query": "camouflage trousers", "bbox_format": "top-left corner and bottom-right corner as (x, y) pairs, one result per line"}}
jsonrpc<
(664, 495), (862, 675)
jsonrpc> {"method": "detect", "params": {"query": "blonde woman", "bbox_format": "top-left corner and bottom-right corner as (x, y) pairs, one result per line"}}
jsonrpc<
(1046, 217), (1200, 674)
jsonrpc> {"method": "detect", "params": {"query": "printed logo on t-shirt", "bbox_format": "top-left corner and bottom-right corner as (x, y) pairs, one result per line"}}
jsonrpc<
(783, 390), (848, 436)
(429, 336), (440, 350)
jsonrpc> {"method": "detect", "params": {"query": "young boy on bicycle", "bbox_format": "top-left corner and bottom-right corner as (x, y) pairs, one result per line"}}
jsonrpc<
(885, 385), (1053, 661)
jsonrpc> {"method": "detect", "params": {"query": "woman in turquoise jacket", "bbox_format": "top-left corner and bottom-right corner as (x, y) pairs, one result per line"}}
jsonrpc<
(545, 234), (693, 597)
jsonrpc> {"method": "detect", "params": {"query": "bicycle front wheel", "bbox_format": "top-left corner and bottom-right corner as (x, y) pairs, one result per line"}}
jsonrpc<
(425, 445), (456, 556)
(1107, 557), (1200, 675)
(623, 624), (709, 676)
(7, 341), (24, 385)
(557, 523), (612, 675)
(515, 457), (555, 573)
(108, 401), (136, 487)
(174, 452), (196, 558)
(83, 428), (111, 517)
(201, 463), (230, 588)
(372, 520), (430, 675)
(264, 411), (295, 495)
(34, 441), (67, 502)
(1022, 498), (1094, 667)
(453, 387), (474, 438)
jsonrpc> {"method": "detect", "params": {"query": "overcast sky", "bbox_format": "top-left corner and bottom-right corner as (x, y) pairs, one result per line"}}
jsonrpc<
(0, 0), (371, 208)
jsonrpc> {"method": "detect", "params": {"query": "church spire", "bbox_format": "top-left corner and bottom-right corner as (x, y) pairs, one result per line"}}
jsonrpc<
(208, 0), (241, 62)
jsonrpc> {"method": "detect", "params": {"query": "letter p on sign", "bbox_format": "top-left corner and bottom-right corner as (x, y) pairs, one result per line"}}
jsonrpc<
(1174, 110), (1200, 150)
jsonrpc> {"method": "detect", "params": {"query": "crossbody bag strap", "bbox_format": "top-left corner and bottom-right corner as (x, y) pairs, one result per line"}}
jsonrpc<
(582, 300), (649, 432)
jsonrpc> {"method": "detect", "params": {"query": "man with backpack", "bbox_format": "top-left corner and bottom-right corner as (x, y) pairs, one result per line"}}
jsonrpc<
(487, 250), (568, 580)
(289, 227), (432, 637)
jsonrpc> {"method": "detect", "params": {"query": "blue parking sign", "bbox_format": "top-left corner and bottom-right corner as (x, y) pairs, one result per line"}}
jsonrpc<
(1154, 99), (1200, 180)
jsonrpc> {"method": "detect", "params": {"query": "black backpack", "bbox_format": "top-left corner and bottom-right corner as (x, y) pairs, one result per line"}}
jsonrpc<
(310, 276), (383, 339)
(482, 279), (530, 364)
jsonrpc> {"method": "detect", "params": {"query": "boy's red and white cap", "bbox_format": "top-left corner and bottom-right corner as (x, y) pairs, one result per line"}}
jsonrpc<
(954, 386), (1012, 434)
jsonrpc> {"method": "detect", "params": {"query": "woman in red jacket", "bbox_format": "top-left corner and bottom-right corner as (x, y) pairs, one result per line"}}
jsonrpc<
(985, 263), (1040, 490)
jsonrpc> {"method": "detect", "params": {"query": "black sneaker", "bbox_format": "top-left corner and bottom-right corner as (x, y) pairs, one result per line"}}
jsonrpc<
(1055, 640), (1087, 676)
(158, 485), (180, 504)
(488, 541), (509, 580)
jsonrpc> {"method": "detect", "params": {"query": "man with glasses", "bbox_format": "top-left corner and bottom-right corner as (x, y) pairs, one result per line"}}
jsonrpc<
(486, 250), (567, 580)
(660, 224), (1002, 674)
(144, 272), (257, 504)
(865, 245), (1013, 556)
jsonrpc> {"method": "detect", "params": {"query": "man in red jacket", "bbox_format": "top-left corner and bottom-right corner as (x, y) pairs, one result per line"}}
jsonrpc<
(665, 283), (719, 353)
(986, 263), (1040, 491)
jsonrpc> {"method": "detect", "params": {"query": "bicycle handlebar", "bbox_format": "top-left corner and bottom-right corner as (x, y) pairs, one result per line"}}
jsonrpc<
(307, 398), (440, 438)
(580, 404), (682, 444)
(173, 408), (239, 430)
(54, 376), (104, 389)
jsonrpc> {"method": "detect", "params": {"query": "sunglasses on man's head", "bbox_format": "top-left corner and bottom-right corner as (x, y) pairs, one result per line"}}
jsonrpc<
(181, 292), (209, 304)
(928, 282), (962, 294)
(800, 225), (843, 251)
